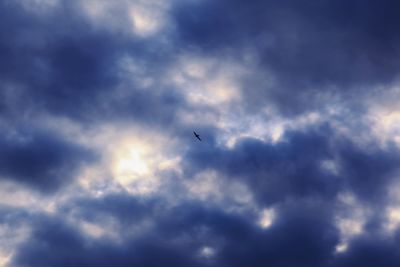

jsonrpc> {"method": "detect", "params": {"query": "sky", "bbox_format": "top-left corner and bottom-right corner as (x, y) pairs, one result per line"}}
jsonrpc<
(1, 0), (400, 266)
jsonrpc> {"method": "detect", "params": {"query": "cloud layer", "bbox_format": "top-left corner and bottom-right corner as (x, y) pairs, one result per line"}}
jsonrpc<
(1, 1), (400, 266)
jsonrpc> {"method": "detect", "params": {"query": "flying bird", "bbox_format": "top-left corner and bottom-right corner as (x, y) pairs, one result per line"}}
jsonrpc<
(193, 131), (201, 141)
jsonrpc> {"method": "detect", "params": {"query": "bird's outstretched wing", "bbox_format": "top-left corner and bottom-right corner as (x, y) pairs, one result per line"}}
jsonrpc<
(193, 131), (201, 141)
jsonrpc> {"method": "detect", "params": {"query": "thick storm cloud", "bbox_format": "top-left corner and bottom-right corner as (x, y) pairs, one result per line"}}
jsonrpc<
(0, 128), (96, 193)
(1, 0), (400, 267)
(185, 125), (400, 204)
(12, 198), (339, 267)
(173, 0), (400, 114)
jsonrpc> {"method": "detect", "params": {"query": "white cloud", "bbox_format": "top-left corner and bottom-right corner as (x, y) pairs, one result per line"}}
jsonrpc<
(0, 222), (31, 267)
(34, 117), (183, 197)
(334, 192), (370, 253)
(80, 0), (171, 37)
(383, 180), (400, 234)
(364, 84), (400, 147)
(258, 208), (276, 229)
(171, 54), (243, 106)
(185, 170), (255, 211)
(13, 0), (59, 13)
(129, 4), (166, 37)
(109, 133), (181, 195)
(200, 246), (216, 258)
(320, 159), (340, 175)
(385, 207), (400, 234)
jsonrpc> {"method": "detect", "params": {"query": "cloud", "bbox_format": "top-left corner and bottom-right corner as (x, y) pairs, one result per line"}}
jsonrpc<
(9, 197), (338, 267)
(2, 0), (400, 266)
(172, 0), (400, 115)
(0, 128), (96, 193)
(334, 235), (400, 267)
(185, 124), (400, 204)
(0, 0), (180, 126)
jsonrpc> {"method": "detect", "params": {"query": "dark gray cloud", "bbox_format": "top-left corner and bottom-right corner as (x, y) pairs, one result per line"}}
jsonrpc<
(173, 0), (400, 114)
(333, 235), (400, 267)
(184, 124), (400, 204)
(6, 167), (399, 267)
(0, 128), (96, 193)
(11, 197), (338, 267)
(173, 0), (400, 83)
(0, 0), (181, 125)
(62, 193), (161, 226)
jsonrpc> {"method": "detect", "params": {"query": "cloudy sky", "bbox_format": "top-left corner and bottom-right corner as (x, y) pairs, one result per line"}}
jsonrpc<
(1, 0), (400, 266)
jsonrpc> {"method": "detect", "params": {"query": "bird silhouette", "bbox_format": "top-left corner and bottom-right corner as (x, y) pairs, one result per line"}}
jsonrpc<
(193, 131), (201, 141)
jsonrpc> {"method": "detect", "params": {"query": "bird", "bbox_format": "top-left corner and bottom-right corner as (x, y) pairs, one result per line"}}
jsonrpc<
(193, 131), (201, 141)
